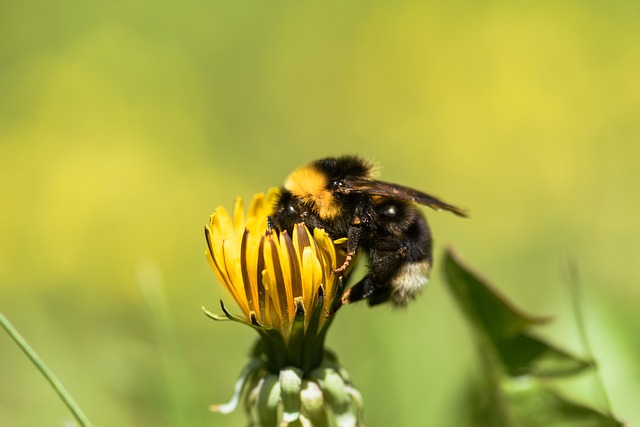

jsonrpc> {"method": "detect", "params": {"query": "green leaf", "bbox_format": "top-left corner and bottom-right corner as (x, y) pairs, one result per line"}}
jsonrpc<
(443, 248), (622, 427)
(497, 334), (591, 378)
(443, 249), (548, 339)
(461, 376), (623, 427)
(503, 380), (623, 427)
(442, 248), (588, 377)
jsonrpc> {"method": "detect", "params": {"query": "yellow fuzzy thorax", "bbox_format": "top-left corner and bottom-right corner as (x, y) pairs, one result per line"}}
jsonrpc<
(284, 164), (343, 219)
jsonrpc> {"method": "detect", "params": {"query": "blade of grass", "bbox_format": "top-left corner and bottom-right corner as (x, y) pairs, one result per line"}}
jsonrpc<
(0, 310), (94, 427)
(566, 259), (616, 417)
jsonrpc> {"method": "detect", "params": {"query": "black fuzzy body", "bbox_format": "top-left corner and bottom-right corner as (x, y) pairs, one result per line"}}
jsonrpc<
(271, 156), (438, 307)
(349, 199), (433, 306)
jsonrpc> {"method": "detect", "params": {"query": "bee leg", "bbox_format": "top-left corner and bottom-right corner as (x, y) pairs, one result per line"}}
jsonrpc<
(334, 252), (355, 274)
(340, 288), (352, 305)
(343, 276), (377, 304)
(343, 273), (395, 305)
(343, 237), (409, 306)
(334, 225), (363, 274)
(344, 244), (407, 305)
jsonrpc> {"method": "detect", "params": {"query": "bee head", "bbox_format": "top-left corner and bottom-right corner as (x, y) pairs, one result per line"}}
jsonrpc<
(284, 156), (375, 220)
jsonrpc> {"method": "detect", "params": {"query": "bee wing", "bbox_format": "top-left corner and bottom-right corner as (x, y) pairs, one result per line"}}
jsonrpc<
(342, 179), (468, 217)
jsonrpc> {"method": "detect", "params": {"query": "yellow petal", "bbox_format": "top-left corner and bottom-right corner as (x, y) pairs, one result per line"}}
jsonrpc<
(263, 237), (289, 328)
(233, 197), (245, 235)
(301, 246), (322, 315)
(222, 239), (250, 316)
(246, 193), (265, 235)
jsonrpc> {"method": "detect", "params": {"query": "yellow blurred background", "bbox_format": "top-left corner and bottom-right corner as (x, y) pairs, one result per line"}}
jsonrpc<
(1, 1), (638, 426)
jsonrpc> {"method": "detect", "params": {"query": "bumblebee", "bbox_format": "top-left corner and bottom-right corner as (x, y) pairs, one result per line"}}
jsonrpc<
(271, 156), (466, 307)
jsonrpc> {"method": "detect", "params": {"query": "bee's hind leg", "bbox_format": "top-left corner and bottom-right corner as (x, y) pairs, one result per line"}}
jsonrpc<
(342, 275), (391, 305)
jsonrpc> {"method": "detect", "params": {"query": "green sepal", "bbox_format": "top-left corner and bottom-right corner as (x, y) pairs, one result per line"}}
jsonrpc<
(302, 286), (325, 373)
(309, 282), (342, 374)
(327, 276), (345, 316)
(310, 366), (356, 427)
(202, 299), (254, 327)
(311, 320), (336, 374)
(321, 348), (339, 366)
(249, 311), (264, 328)
(300, 380), (329, 427)
(304, 286), (324, 339)
(201, 306), (229, 321)
(345, 385), (364, 426)
(320, 349), (352, 383)
(244, 373), (260, 425)
(250, 337), (266, 359)
(280, 367), (303, 424)
(252, 321), (288, 372)
(209, 357), (264, 414)
(256, 374), (281, 427)
(288, 298), (307, 368)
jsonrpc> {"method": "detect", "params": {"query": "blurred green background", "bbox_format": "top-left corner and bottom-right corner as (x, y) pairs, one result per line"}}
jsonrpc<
(1, 0), (639, 426)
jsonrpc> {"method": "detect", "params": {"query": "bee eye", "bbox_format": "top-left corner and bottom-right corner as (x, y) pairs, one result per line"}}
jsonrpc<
(381, 204), (397, 217)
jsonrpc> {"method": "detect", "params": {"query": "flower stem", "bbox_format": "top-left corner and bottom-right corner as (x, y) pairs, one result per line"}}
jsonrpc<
(0, 310), (94, 427)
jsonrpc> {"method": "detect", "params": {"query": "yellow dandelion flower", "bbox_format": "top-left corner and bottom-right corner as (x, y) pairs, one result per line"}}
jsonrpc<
(204, 190), (364, 426)
(204, 189), (346, 368)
